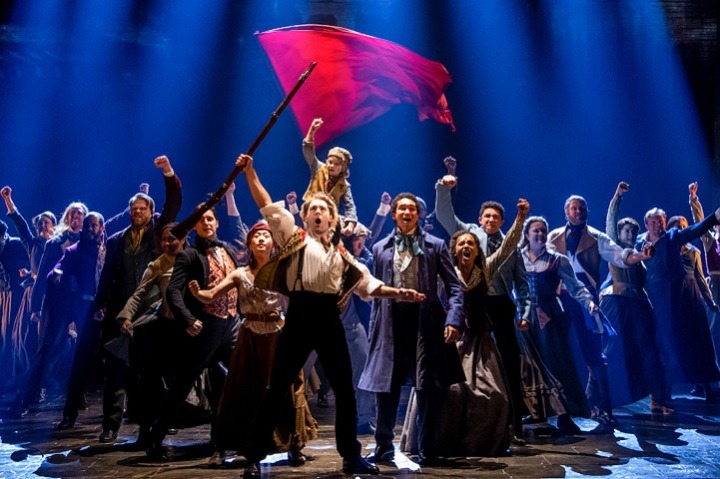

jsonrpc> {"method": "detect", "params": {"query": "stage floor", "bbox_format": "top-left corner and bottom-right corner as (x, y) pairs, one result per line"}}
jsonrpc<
(2, 389), (720, 478)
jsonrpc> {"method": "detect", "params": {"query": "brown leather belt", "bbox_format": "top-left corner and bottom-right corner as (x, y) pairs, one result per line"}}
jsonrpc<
(244, 311), (281, 323)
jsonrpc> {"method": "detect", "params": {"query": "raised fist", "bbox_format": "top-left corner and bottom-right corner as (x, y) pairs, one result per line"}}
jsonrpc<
(517, 198), (530, 215)
(616, 182), (630, 197)
(443, 156), (457, 175)
(154, 155), (170, 170)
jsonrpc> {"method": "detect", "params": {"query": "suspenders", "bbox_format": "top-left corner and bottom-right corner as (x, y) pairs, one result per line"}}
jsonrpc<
(292, 248), (306, 292)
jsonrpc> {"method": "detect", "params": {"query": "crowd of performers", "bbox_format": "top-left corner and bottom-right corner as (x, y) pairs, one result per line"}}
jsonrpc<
(1, 117), (720, 478)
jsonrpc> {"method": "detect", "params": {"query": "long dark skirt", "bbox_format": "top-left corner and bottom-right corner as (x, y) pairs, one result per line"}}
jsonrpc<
(517, 304), (589, 419)
(215, 325), (318, 453)
(401, 329), (510, 457)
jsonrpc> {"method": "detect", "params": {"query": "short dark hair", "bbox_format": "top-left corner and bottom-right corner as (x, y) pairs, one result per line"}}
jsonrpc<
(479, 201), (505, 220)
(0, 219), (7, 236)
(32, 211), (57, 230)
(193, 203), (218, 221)
(85, 211), (105, 227)
(391, 193), (420, 214)
(617, 217), (640, 236)
(667, 216), (687, 229)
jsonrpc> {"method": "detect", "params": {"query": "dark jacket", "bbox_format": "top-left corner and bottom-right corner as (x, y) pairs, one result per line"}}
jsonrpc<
(7, 209), (45, 280)
(0, 236), (29, 294)
(30, 231), (79, 313)
(359, 228), (465, 393)
(48, 239), (103, 325)
(166, 240), (239, 327)
(94, 173), (182, 337)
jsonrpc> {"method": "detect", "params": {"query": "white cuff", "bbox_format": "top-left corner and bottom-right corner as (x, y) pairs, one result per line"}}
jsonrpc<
(376, 203), (391, 217)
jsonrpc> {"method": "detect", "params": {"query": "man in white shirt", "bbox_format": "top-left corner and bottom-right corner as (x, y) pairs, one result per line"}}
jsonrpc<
(235, 154), (424, 479)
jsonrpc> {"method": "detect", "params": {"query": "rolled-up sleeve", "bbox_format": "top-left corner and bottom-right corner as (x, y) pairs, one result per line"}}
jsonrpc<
(598, 233), (631, 268)
(353, 260), (384, 300)
(260, 201), (296, 248)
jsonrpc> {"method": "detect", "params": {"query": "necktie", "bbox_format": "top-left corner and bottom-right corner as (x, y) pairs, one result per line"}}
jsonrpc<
(487, 235), (502, 255)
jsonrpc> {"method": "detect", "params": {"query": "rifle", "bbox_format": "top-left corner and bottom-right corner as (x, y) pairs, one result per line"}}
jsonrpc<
(171, 62), (317, 239)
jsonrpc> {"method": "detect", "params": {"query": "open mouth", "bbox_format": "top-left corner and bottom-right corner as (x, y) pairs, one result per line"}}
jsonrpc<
(315, 218), (322, 225)
(462, 249), (471, 259)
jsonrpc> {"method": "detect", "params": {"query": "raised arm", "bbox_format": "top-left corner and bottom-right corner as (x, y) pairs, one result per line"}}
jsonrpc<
(236, 154), (272, 210)
(367, 192), (392, 247)
(606, 182), (629, 242)
(486, 198), (530, 279)
(688, 181), (713, 252)
(434, 156), (473, 236)
(302, 118), (323, 175)
(154, 155), (183, 228)
(1, 185), (16, 215)
(2, 186), (35, 249)
(225, 182), (249, 245)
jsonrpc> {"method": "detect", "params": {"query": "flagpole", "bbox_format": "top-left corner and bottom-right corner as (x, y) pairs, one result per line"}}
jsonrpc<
(171, 62), (317, 239)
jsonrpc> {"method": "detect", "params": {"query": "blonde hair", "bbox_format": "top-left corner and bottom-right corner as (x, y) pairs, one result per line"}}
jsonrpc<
(301, 192), (339, 229)
(52, 201), (89, 239)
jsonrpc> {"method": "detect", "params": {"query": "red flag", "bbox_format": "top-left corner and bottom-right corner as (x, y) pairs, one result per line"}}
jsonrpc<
(257, 24), (455, 146)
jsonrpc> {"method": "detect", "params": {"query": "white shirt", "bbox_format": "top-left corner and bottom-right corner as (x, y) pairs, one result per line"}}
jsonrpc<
(260, 201), (383, 298)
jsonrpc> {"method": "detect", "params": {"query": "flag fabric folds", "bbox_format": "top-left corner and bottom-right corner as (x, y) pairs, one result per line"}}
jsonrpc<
(257, 24), (455, 146)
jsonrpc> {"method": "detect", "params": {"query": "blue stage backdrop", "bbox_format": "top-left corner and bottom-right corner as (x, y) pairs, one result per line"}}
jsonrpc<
(0, 0), (714, 242)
